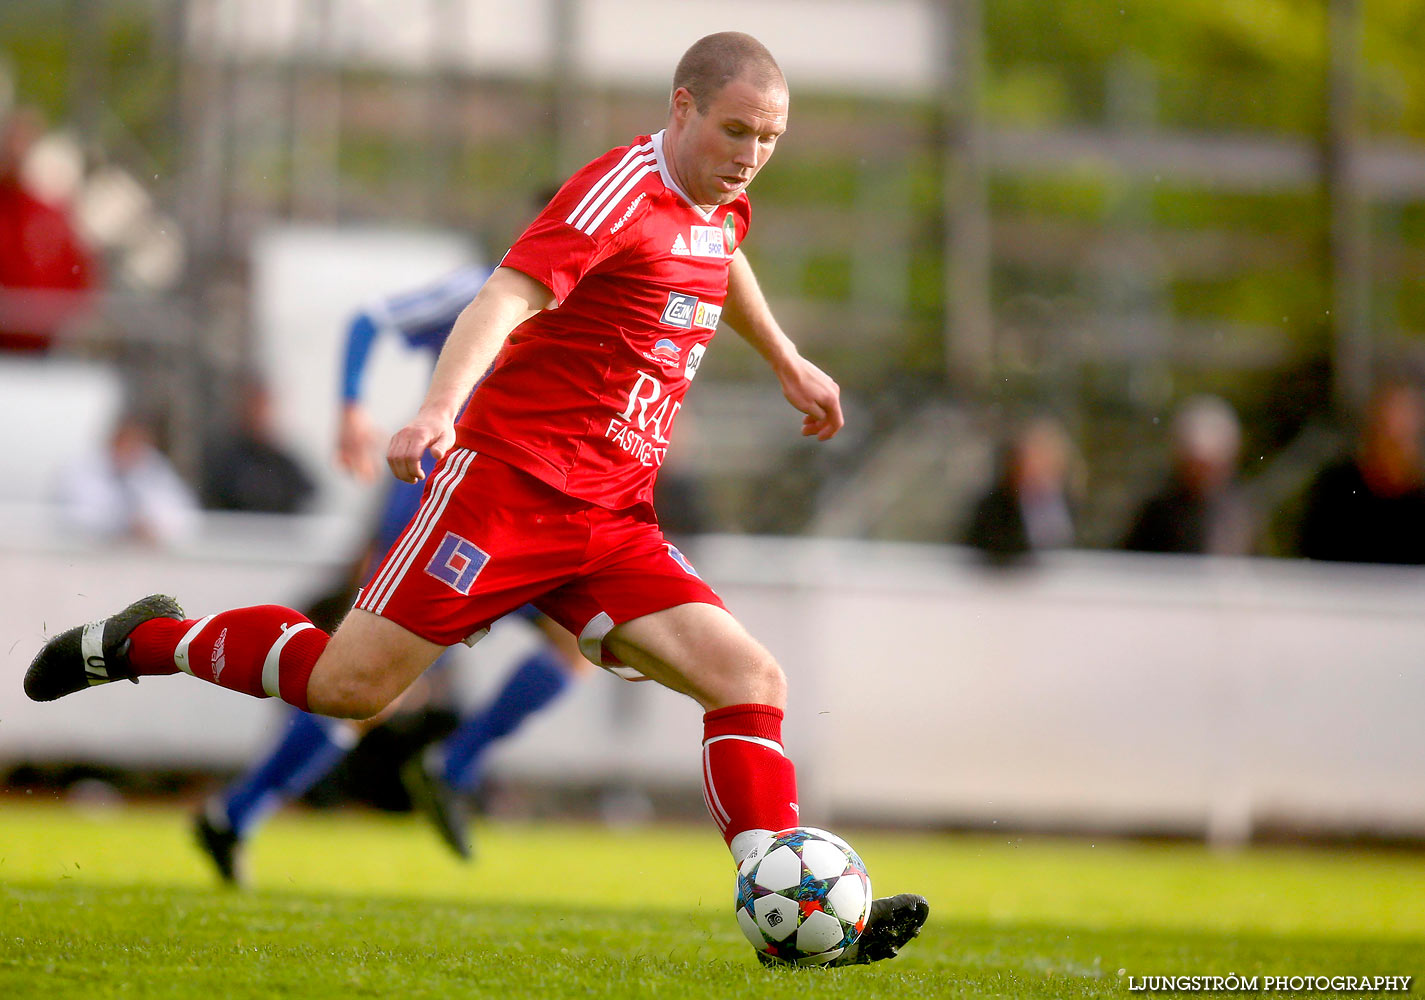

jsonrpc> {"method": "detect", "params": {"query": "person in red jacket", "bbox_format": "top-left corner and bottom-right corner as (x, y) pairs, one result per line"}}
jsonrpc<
(0, 106), (96, 353)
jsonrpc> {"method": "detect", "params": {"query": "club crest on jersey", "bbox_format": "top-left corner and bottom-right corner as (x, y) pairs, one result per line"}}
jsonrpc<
(646, 338), (682, 368)
(661, 291), (697, 328)
(722, 213), (737, 253)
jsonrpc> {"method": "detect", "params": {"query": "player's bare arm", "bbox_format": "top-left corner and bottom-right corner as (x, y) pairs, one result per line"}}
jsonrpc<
(722, 248), (844, 441)
(387, 267), (555, 482)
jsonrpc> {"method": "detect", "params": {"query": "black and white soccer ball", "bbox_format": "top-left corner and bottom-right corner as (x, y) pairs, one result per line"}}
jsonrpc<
(734, 826), (873, 966)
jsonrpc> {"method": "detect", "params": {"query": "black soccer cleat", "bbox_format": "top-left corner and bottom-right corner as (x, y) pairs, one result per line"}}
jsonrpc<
(194, 807), (247, 887)
(755, 892), (930, 969)
(832, 893), (930, 966)
(24, 594), (184, 702)
(401, 751), (475, 861)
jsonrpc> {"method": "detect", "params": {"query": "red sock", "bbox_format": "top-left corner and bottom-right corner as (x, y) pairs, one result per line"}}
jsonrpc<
(702, 704), (799, 862)
(127, 605), (327, 712)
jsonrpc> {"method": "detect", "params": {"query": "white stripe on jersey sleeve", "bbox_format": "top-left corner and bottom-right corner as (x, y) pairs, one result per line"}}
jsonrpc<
(566, 143), (655, 232)
(564, 142), (653, 227)
(579, 164), (656, 235)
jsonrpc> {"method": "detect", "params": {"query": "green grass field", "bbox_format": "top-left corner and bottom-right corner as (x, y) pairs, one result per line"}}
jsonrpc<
(2, 799), (1422, 998)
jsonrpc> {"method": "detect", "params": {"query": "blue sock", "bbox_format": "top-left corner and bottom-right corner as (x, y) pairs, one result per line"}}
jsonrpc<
(442, 647), (570, 791)
(219, 710), (353, 836)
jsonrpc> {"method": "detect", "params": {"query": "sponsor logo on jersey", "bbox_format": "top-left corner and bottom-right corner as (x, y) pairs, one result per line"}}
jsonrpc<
(693, 301), (722, 329)
(684, 342), (706, 380)
(605, 371), (681, 467)
(661, 291), (697, 328)
(659, 291), (721, 333)
(608, 191), (647, 235)
(670, 233), (690, 256)
(648, 338), (682, 366)
(722, 213), (737, 253)
(690, 225), (726, 258)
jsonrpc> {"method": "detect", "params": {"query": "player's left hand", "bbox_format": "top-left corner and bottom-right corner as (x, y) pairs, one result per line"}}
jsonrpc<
(779, 356), (844, 441)
(387, 411), (454, 483)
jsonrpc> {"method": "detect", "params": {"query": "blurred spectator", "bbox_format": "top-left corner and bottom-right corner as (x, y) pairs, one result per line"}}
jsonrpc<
(1297, 378), (1425, 564)
(0, 106), (96, 353)
(962, 416), (1076, 564)
(201, 375), (317, 513)
(1124, 395), (1254, 556)
(55, 409), (200, 545)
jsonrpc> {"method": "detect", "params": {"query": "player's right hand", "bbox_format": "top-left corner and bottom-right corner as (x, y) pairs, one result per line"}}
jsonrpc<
(387, 412), (454, 483)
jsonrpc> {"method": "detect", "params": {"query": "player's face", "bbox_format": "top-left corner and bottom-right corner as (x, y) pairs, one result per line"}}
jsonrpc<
(668, 76), (788, 209)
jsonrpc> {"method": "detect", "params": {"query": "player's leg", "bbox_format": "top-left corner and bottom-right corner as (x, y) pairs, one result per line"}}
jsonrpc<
(190, 465), (464, 877)
(25, 595), (445, 720)
(556, 511), (930, 967)
(438, 611), (583, 791)
(605, 602), (928, 966)
(25, 451), (492, 716)
(602, 602), (783, 709)
(539, 520), (796, 861)
(196, 657), (448, 884)
(195, 709), (357, 885)
(403, 610), (586, 859)
(602, 601), (794, 862)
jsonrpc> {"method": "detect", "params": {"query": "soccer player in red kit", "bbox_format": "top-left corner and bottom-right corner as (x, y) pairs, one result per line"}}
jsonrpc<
(27, 31), (927, 965)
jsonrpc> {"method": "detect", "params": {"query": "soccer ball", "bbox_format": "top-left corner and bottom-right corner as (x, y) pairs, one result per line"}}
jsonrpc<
(734, 827), (873, 966)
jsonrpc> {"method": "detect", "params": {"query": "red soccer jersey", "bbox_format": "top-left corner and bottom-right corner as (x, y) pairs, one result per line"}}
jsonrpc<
(454, 131), (750, 510)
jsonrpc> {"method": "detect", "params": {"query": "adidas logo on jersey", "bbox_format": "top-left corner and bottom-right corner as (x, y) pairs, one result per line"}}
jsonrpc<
(670, 233), (690, 256)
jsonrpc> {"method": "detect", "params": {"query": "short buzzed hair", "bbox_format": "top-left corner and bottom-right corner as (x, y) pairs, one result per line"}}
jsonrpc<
(672, 32), (786, 112)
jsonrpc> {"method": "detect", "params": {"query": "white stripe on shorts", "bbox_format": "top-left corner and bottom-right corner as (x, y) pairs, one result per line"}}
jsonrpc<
(359, 449), (476, 614)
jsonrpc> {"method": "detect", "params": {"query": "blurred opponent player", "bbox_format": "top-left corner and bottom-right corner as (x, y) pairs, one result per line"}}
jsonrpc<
(29, 32), (928, 964)
(194, 264), (587, 883)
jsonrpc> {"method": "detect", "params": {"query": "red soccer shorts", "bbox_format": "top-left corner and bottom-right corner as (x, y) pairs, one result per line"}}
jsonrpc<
(354, 448), (724, 678)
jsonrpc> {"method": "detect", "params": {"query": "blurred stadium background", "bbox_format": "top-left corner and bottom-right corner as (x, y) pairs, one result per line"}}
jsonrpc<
(2, 0), (1424, 847)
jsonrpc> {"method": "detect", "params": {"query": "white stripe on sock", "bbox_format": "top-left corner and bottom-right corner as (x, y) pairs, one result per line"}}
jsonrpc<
(173, 614), (216, 677)
(702, 745), (733, 829)
(261, 622), (315, 699)
(702, 733), (786, 756)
